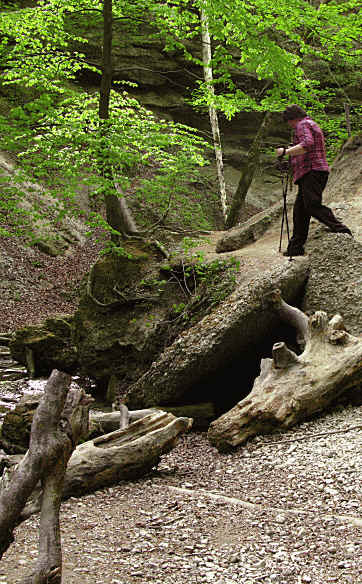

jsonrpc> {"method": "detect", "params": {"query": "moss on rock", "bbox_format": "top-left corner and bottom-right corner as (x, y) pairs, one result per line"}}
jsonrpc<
(72, 240), (185, 387)
(9, 315), (77, 377)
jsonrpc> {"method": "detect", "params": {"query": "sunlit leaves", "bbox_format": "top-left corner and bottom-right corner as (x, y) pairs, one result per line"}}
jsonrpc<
(0, 88), (210, 236)
(149, 0), (361, 116)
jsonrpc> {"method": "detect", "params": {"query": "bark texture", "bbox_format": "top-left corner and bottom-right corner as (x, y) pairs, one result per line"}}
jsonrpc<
(208, 297), (362, 452)
(89, 402), (215, 436)
(226, 112), (272, 229)
(0, 370), (92, 583)
(201, 9), (227, 223)
(217, 200), (285, 253)
(61, 410), (192, 497)
(99, 0), (139, 238)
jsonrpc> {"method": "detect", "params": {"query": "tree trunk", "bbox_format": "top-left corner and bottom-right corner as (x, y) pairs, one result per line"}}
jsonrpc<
(99, 0), (112, 121)
(98, 0), (139, 239)
(208, 293), (362, 451)
(226, 112), (272, 229)
(0, 370), (92, 582)
(200, 9), (227, 224)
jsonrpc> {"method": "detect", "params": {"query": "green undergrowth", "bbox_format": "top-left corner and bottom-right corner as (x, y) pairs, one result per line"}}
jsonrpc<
(161, 237), (241, 327)
(0, 82), (220, 246)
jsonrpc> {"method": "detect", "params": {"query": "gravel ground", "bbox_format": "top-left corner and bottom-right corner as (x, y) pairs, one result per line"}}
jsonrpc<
(1, 404), (361, 584)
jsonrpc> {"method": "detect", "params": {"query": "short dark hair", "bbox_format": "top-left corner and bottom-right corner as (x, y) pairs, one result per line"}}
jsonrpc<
(282, 105), (307, 122)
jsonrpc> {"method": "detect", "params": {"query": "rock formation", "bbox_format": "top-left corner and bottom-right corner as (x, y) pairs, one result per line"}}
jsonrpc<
(126, 258), (309, 409)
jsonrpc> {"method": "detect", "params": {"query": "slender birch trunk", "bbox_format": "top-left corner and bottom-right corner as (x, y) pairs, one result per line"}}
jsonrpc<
(200, 10), (228, 225)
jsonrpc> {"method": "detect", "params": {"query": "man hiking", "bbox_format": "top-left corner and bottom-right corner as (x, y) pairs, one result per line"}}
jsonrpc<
(276, 105), (352, 257)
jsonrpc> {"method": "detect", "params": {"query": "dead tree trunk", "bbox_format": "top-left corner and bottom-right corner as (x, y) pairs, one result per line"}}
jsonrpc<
(0, 370), (92, 583)
(17, 411), (192, 514)
(208, 292), (362, 451)
(61, 410), (192, 498)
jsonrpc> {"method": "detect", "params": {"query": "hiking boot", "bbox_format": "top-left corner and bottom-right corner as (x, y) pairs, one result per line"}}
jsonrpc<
(283, 249), (304, 257)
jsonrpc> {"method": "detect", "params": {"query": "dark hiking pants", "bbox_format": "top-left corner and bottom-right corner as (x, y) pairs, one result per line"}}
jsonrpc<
(286, 170), (351, 254)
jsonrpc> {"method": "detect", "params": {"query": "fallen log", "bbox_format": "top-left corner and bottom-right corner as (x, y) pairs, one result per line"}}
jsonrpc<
(89, 402), (215, 436)
(208, 294), (362, 452)
(17, 410), (192, 514)
(216, 201), (285, 253)
(0, 400), (203, 454)
(61, 410), (192, 498)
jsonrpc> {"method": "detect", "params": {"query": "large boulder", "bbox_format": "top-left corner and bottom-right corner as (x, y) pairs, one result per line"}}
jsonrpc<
(9, 239), (186, 385)
(71, 239), (186, 388)
(125, 257), (310, 410)
(7, 239), (244, 395)
(10, 315), (77, 377)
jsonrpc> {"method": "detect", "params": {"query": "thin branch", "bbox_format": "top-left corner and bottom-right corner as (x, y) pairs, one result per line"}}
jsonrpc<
(141, 190), (173, 234)
(254, 425), (362, 448)
(181, 259), (193, 297)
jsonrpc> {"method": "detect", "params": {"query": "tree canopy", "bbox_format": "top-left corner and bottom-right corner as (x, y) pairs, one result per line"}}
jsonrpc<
(0, 0), (360, 239)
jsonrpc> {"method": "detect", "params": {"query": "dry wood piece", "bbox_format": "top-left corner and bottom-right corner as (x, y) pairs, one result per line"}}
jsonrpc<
(0, 370), (93, 583)
(208, 292), (362, 452)
(89, 402), (214, 437)
(61, 410), (192, 498)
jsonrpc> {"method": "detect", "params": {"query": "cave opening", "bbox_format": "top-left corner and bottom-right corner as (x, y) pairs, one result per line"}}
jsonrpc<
(183, 320), (301, 417)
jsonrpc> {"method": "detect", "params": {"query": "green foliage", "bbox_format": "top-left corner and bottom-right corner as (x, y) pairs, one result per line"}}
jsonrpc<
(153, 0), (361, 118)
(0, 0), (94, 91)
(314, 105), (362, 162)
(0, 86), (210, 238)
(0, 0), (212, 239)
(167, 239), (240, 322)
(0, 0), (360, 239)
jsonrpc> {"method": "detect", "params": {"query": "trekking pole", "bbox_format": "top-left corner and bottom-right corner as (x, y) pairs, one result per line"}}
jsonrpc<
(276, 155), (291, 255)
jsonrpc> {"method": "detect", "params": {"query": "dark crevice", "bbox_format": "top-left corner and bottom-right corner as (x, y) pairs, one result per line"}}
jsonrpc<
(184, 321), (300, 416)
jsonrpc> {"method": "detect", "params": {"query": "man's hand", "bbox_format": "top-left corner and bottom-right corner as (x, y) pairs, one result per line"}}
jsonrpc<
(276, 147), (286, 157)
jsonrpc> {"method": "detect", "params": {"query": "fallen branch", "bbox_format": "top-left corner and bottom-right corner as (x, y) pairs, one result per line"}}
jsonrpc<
(253, 424), (362, 448)
(165, 486), (362, 528)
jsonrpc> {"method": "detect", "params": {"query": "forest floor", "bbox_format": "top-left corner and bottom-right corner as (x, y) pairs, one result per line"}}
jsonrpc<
(1, 199), (361, 584)
(1, 404), (361, 584)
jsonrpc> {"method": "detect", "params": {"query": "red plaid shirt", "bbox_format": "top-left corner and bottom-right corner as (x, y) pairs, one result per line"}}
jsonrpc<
(291, 117), (330, 183)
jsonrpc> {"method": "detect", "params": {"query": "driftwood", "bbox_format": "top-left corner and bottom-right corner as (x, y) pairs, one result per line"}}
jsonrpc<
(18, 411), (192, 513)
(0, 387), (191, 581)
(89, 402), (214, 436)
(0, 401), (206, 455)
(61, 410), (192, 498)
(0, 370), (93, 583)
(208, 292), (362, 451)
